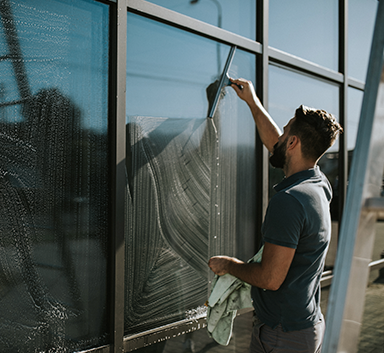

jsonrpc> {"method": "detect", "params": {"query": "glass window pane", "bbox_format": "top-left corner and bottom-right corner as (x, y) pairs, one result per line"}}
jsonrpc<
(127, 14), (230, 120)
(0, 0), (109, 352)
(268, 65), (340, 268)
(269, 65), (340, 133)
(348, 0), (378, 82)
(145, 0), (256, 41)
(347, 87), (363, 152)
(268, 64), (339, 186)
(347, 88), (383, 206)
(269, 0), (338, 71)
(126, 12), (257, 335)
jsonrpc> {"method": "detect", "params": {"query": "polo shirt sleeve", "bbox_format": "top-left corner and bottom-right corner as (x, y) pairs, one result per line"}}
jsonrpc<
(262, 192), (305, 249)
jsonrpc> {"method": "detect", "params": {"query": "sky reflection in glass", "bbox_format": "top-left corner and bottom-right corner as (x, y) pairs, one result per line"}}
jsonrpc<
(269, 0), (338, 71)
(269, 65), (340, 148)
(127, 12), (232, 120)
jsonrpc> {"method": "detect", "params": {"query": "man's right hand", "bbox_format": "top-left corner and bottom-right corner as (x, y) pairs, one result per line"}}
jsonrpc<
(229, 78), (259, 107)
(228, 77), (281, 153)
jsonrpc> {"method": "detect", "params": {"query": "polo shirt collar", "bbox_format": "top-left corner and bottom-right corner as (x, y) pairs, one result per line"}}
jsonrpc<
(274, 166), (320, 192)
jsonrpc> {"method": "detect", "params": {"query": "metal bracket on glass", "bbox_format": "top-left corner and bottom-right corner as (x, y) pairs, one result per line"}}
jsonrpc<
(208, 45), (240, 118)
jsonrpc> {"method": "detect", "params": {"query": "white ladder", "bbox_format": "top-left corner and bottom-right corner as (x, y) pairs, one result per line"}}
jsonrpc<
(322, 0), (384, 352)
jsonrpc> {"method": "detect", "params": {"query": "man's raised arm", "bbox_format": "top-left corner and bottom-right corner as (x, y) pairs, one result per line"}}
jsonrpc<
(231, 78), (281, 153)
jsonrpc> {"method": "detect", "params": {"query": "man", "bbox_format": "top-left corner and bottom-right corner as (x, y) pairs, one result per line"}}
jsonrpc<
(208, 78), (343, 353)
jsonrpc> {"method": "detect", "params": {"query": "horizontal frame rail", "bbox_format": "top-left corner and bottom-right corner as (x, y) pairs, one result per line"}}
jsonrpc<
(127, 0), (262, 54)
(269, 47), (344, 84)
(124, 316), (207, 352)
(320, 257), (384, 288)
(77, 345), (111, 353)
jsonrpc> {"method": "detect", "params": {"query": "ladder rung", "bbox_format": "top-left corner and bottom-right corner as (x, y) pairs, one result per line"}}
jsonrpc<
(364, 197), (384, 212)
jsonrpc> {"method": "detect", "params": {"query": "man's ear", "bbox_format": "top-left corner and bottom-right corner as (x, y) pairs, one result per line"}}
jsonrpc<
(287, 135), (299, 151)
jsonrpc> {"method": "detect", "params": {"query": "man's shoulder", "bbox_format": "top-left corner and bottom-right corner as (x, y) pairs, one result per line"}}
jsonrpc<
(269, 189), (305, 213)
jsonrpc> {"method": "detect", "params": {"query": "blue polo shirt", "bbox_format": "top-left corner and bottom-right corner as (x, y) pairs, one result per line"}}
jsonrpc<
(252, 166), (332, 332)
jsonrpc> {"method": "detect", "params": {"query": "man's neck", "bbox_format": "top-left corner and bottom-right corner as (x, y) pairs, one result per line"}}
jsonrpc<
(283, 160), (316, 178)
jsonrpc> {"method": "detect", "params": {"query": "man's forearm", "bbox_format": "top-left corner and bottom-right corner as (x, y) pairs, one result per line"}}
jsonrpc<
(247, 100), (281, 153)
(231, 78), (281, 152)
(227, 261), (276, 291)
(208, 256), (277, 291)
(208, 243), (295, 292)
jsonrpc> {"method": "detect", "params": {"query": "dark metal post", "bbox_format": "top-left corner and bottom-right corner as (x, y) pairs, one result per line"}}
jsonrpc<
(254, 0), (270, 249)
(109, 0), (127, 352)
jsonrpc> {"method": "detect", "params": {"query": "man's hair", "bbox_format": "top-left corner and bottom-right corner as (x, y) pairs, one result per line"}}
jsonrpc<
(289, 105), (343, 161)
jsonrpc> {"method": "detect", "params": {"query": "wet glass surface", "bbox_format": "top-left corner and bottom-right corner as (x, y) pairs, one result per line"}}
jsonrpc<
(126, 13), (257, 334)
(269, 0), (338, 71)
(0, 0), (109, 351)
(145, 0), (256, 41)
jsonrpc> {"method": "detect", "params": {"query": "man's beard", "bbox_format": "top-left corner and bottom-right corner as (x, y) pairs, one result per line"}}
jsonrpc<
(269, 139), (287, 169)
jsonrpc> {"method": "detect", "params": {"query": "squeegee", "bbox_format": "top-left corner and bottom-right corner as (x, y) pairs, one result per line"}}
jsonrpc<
(208, 45), (242, 118)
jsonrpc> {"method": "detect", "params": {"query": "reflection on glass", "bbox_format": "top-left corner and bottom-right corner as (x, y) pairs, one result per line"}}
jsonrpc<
(146, 0), (256, 40)
(127, 13), (231, 120)
(348, 0), (378, 82)
(0, 0), (109, 352)
(269, 0), (338, 71)
(268, 64), (340, 219)
(269, 66), (339, 132)
(126, 13), (256, 334)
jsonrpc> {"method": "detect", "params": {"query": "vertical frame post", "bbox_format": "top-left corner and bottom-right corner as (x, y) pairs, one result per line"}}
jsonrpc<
(255, 0), (270, 249)
(338, 0), (348, 226)
(109, 0), (127, 352)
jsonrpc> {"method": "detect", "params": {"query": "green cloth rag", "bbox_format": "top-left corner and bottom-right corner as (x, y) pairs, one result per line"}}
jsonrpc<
(206, 246), (264, 346)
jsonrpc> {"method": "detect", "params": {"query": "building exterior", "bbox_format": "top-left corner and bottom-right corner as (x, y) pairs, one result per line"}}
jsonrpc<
(0, 0), (379, 352)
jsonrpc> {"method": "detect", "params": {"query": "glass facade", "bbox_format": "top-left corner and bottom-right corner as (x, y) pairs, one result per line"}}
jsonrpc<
(0, 0), (109, 352)
(0, 0), (381, 352)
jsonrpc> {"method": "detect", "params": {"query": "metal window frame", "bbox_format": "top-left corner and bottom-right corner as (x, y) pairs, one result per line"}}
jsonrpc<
(127, 0), (262, 54)
(108, 0), (127, 352)
(78, 0), (378, 352)
(254, 0), (269, 246)
(338, 0), (348, 224)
